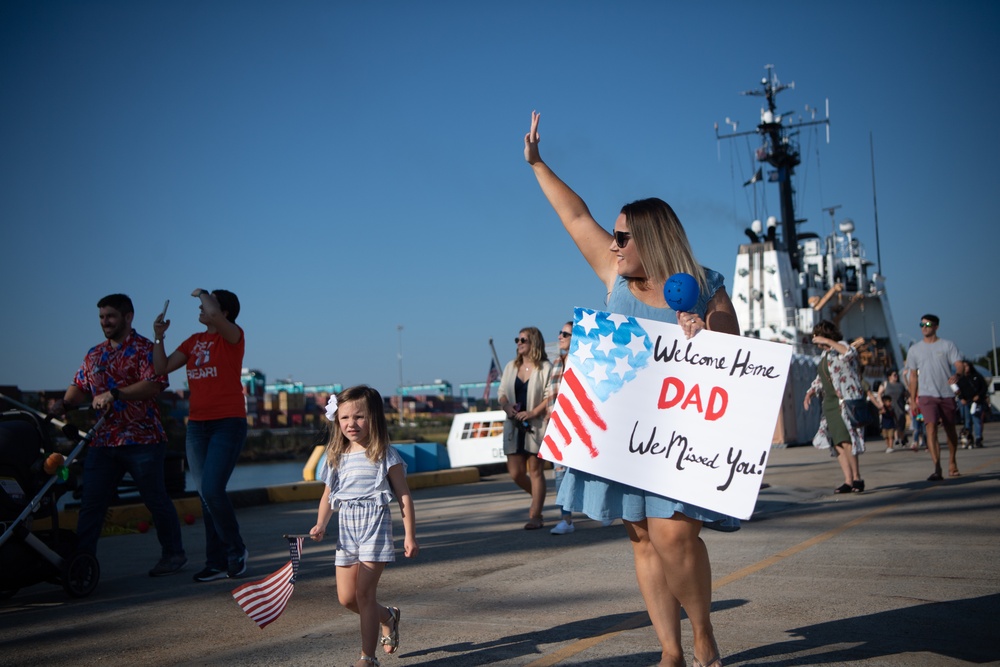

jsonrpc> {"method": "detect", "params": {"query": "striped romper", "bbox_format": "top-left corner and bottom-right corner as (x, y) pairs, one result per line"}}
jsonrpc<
(320, 447), (405, 566)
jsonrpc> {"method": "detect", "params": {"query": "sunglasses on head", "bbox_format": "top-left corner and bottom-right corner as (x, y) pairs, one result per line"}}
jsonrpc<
(558, 331), (572, 338)
(515, 337), (529, 344)
(613, 230), (631, 248)
(920, 322), (936, 328)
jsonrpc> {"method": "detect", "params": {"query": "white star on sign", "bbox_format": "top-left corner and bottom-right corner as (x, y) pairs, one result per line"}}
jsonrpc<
(574, 341), (595, 364)
(596, 332), (616, 355)
(578, 310), (600, 335)
(606, 313), (630, 329)
(626, 333), (647, 357)
(611, 355), (634, 379)
(589, 362), (609, 383)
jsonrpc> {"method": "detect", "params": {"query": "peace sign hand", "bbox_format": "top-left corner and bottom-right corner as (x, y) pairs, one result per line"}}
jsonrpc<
(524, 111), (541, 164)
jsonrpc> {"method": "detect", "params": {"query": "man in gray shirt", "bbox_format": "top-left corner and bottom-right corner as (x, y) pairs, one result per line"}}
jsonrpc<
(904, 314), (965, 481)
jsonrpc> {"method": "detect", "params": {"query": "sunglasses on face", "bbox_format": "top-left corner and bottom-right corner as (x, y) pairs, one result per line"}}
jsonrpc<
(613, 230), (631, 248)
(515, 337), (529, 344)
(920, 322), (936, 328)
(558, 331), (572, 338)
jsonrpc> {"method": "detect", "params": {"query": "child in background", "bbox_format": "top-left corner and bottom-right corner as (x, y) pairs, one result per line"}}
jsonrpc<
(880, 395), (897, 453)
(911, 406), (926, 451)
(310, 386), (419, 667)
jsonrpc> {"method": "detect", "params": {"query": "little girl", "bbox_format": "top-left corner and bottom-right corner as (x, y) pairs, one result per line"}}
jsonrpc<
(310, 386), (419, 667)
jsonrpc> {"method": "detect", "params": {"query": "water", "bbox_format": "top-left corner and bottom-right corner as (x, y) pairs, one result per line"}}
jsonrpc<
(54, 460), (313, 510)
(190, 460), (311, 492)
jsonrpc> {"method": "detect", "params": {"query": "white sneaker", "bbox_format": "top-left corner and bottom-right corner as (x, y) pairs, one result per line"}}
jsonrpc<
(885, 447), (894, 453)
(550, 520), (575, 535)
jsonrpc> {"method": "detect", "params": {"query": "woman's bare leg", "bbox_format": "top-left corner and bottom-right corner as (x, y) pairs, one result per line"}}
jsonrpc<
(625, 519), (684, 667)
(526, 455), (546, 520)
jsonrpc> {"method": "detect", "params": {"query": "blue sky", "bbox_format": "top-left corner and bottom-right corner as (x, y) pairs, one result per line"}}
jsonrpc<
(2, 1), (998, 399)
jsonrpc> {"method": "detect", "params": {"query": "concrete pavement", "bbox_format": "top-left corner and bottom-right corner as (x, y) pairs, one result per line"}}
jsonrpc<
(2, 430), (998, 666)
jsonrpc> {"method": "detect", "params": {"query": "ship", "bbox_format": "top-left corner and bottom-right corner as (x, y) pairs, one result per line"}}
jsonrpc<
(717, 66), (903, 444)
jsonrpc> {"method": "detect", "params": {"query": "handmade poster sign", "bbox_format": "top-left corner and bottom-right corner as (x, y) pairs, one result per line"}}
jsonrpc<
(540, 307), (793, 520)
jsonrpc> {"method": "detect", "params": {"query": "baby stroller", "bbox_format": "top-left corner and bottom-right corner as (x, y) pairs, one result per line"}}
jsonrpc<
(0, 404), (106, 599)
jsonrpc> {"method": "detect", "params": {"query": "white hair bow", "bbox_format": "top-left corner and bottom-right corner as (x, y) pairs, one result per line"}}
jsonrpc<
(325, 395), (339, 422)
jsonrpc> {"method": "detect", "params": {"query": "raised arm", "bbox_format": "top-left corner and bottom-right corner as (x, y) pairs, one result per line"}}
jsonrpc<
(525, 111), (618, 288)
(153, 313), (188, 374)
(193, 289), (242, 345)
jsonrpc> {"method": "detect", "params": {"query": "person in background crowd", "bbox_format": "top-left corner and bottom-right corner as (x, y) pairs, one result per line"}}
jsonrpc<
(546, 321), (576, 535)
(803, 320), (867, 493)
(956, 361), (987, 448)
(904, 314), (965, 480)
(878, 370), (909, 449)
(498, 326), (551, 530)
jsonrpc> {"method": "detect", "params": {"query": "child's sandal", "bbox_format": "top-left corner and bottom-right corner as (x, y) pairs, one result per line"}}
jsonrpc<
(379, 606), (400, 654)
(356, 655), (380, 667)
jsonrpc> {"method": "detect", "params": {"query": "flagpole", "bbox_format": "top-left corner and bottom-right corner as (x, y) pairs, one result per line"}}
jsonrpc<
(488, 338), (503, 408)
(488, 338), (503, 371)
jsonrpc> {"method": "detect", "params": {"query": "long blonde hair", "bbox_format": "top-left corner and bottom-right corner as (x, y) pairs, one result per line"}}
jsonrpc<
(324, 385), (391, 468)
(621, 198), (708, 294)
(515, 327), (548, 368)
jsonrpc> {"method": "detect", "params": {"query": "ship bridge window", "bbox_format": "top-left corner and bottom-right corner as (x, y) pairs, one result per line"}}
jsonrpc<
(844, 267), (858, 291)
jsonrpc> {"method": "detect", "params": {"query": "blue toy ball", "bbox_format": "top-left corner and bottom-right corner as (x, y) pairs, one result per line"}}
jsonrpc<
(664, 273), (699, 312)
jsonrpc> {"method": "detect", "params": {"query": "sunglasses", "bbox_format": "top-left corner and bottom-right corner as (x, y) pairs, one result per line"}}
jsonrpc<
(920, 322), (936, 328)
(558, 331), (572, 338)
(515, 337), (529, 344)
(613, 230), (631, 248)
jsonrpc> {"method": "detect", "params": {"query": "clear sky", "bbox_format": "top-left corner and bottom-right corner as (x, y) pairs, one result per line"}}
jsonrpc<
(2, 1), (998, 399)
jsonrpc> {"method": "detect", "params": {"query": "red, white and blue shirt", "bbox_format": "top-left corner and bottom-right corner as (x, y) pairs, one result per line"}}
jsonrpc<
(73, 329), (168, 447)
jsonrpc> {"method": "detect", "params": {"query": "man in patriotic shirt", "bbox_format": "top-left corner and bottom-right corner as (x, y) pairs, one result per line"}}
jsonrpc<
(54, 294), (186, 577)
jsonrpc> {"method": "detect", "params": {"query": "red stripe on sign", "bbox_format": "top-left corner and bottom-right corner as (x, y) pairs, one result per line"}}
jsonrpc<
(557, 393), (599, 458)
(550, 410), (571, 444)
(563, 369), (607, 430)
(543, 434), (563, 461)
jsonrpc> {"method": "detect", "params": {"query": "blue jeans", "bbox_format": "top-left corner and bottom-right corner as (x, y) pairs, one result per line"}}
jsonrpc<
(187, 418), (247, 569)
(77, 441), (184, 558)
(553, 465), (571, 519)
(959, 402), (984, 440)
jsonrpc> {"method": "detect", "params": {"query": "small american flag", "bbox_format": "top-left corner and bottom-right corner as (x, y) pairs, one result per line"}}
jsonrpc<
(232, 536), (304, 629)
(483, 359), (500, 402)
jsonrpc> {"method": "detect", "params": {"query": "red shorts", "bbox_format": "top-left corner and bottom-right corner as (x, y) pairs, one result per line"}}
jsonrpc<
(917, 396), (957, 426)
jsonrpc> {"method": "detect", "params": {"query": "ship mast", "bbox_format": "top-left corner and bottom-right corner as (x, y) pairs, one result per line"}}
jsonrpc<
(716, 65), (830, 274)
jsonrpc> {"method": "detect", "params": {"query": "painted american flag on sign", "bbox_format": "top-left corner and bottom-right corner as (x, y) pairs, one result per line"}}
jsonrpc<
(543, 308), (653, 462)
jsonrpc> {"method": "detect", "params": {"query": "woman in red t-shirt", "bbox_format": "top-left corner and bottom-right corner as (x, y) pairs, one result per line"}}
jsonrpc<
(154, 288), (249, 582)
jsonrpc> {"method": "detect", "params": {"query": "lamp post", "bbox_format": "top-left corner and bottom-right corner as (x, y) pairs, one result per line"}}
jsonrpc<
(397, 325), (404, 427)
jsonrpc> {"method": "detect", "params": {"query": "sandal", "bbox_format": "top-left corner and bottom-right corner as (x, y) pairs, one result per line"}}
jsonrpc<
(949, 468), (961, 478)
(693, 639), (723, 667)
(356, 655), (380, 667)
(693, 656), (722, 667)
(524, 518), (544, 530)
(833, 483), (852, 494)
(927, 471), (943, 481)
(851, 479), (865, 493)
(379, 606), (400, 654)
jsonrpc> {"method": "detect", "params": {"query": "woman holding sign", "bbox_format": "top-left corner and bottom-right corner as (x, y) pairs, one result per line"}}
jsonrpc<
(524, 112), (738, 667)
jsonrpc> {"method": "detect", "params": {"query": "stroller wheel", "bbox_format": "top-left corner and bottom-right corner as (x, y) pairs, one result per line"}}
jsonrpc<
(62, 552), (100, 598)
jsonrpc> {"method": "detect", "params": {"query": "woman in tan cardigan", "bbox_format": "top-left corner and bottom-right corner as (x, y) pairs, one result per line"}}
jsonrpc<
(497, 326), (551, 529)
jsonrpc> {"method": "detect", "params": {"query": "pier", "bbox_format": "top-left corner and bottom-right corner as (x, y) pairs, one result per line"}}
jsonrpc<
(2, 436), (998, 666)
